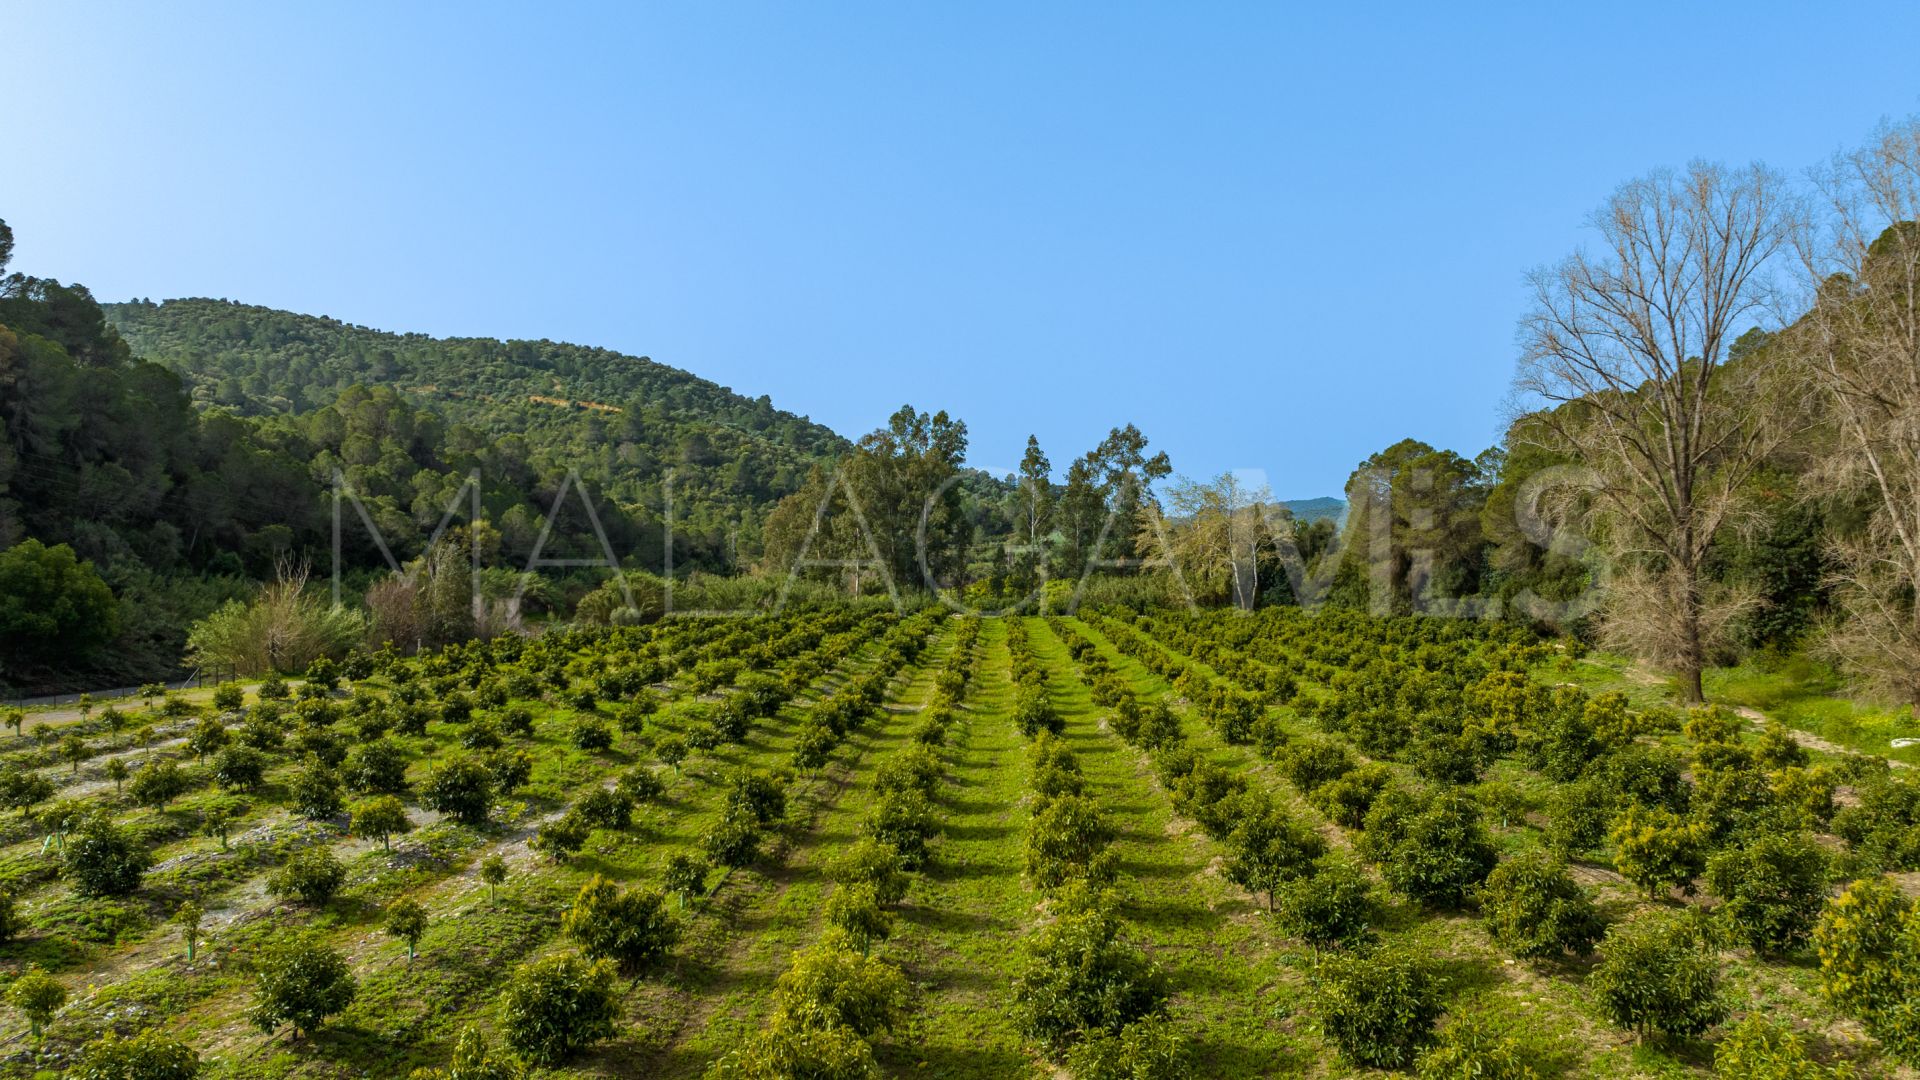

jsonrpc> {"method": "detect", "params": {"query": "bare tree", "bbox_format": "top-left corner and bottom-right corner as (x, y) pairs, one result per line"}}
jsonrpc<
(1141, 472), (1276, 609)
(1795, 119), (1920, 703)
(1515, 162), (1791, 701)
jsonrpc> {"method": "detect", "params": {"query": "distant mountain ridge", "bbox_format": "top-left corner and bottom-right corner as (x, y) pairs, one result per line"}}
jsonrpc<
(1282, 496), (1345, 524)
(103, 298), (846, 456)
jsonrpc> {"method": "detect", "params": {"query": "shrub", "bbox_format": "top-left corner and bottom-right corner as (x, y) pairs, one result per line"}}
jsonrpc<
(704, 801), (762, 868)
(1544, 777), (1616, 857)
(664, 852), (710, 907)
(575, 786), (634, 830)
(268, 846), (347, 906)
(1609, 805), (1708, 899)
(1590, 912), (1728, 1040)
(829, 837), (911, 907)
(1277, 862), (1377, 950)
(1308, 763), (1394, 829)
(561, 875), (680, 975)
(129, 759), (191, 809)
(406, 1026), (529, 1080)
(1414, 1014), (1540, 1080)
(772, 928), (911, 1037)
(212, 745), (267, 792)
(1015, 685), (1062, 737)
(532, 812), (592, 863)
(825, 882), (893, 954)
(63, 812), (149, 897)
(1012, 893), (1170, 1051)
(1312, 945), (1444, 1068)
(1225, 794), (1326, 910)
(7, 965), (65, 1036)
(483, 748), (534, 794)
(570, 715), (614, 752)
(1281, 737), (1357, 792)
(250, 935), (357, 1039)
(1812, 876), (1920, 1064)
(290, 759), (344, 820)
(350, 795), (413, 851)
(1832, 775), (1920, 870)
(186, 717), (229, 761)
(1377, 792), (1497, 909)
(1704, 832), (1831, 954)
(1026, 793), (1118, 891)
(1063, 1016), (1190, 1080)
(340, 738), (410, 794)
(386, 897), (429, 962)
(868, 788), (938, 871)
(1410, 733), (1486, 785)
(72, 1027), (202, 1079)
(498, 952), (620, 1065)
(420, 756), (496, 825)
(617, 767), (665, 805)
(1478, 851), (1604, 959)
(1712, 1015), (1850, 1079)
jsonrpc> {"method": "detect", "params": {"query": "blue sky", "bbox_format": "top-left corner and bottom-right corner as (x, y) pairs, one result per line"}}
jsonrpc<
(3, 3), (1917, 496)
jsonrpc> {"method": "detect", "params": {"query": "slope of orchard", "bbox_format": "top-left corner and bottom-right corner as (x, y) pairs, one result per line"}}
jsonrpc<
(0, 606), (1915, 1078)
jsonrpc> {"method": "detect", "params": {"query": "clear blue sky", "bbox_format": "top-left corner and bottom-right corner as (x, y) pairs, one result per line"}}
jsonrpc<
(3, 3), (1917, 497)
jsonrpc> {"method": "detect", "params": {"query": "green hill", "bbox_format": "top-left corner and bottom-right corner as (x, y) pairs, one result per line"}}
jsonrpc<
(104, 298), (850, 546)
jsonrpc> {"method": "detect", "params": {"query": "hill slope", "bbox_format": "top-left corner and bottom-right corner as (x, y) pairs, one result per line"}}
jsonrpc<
(104, 298), (850, 545)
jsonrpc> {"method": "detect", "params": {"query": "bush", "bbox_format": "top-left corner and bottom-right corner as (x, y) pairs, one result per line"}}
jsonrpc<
(1415, 1014), (1541, 1080)
(575, 786), (634, 830)
(1015, 685), (1062, 737)
(7, 965), (66, 1036)
(350, 795), (413, 851)
(406, 1026), (529, 1080)
(213, 745), (267, 792)
(664, 852), (710, 907)
(250, 935), (357, 1039)
(1063, 1016), (1190, 1080)
(268, 846), (347, 906)
(868, 788), (938, 871)
(1704, 832), (1831, 954)
(498, 952), (620, 1065)
(1712, 1015), (1851, 1079)
(561, 875), (680, 976)
(1312, 945), (1444, 1068)
(1013, 892), (1170, 1051)
(1377, 792), (1497, 909)
(1026, 793), (1118, 891)
(1281, 737), (1357, 792)
(532, 812), (591, 863)
(1308, 763), (1394, 829)
(1544, 777), (1616, 857)
(63, 812), (150, 897)
(829, 837), (911, 907)
(420, 756), (496, 825)
(129, 760), (191, 809)
(1609, 805), (1709, 899)
(570, 715), (614, 752)
(704, 801), (761, 868)
(1590, 912), (1728, 1040)
(772, 928), (911, 1037)
(73, 1027), (202, 1079)
(1812, 876), (1920, 1065)
(1224, 794), (1325, 910)
(1478, 852), (1604, 959)
(291, 759), (344, 820)
(1277, 861), (1376, 950)
(825, 882), (893, 954)
(1832, 775), (1920, 870)
(341, 738), (410, 794)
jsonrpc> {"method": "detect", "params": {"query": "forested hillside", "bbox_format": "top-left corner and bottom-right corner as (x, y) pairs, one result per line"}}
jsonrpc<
(105, 298), (850, 560)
